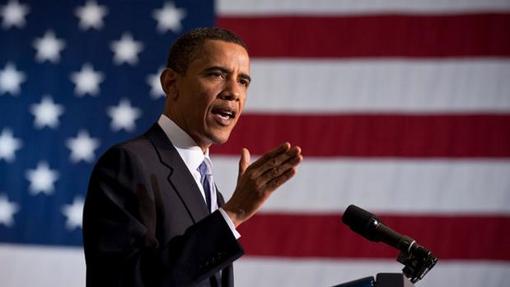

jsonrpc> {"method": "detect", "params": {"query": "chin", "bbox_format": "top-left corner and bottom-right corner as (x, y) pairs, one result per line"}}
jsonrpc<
(212, 135), (230, 145)
(208, 130), (232, 145)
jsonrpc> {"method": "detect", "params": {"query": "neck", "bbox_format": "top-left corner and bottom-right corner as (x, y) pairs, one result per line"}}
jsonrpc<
(163, 112), (211, 154)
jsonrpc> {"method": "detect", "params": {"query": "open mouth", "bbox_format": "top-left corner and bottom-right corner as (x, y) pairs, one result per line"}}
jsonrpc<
(211, 107), (237, 125)
(212, 108), (236, 119)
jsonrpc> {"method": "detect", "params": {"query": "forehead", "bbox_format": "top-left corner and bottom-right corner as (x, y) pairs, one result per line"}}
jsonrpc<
(189, 40), (250, 73)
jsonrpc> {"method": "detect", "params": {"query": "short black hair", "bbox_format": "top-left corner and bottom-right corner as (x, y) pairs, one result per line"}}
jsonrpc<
(166, 27), (248, 74)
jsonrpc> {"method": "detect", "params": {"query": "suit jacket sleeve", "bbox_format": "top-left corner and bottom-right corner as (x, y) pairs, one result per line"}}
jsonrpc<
(83, 145), (244, 287)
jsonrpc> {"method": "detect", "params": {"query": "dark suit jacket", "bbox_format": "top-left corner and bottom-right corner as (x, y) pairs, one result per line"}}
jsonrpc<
(83, 124), (244, 287)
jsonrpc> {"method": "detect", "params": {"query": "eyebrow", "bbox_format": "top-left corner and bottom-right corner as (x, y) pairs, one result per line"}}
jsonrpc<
(204, 66), (252, 84)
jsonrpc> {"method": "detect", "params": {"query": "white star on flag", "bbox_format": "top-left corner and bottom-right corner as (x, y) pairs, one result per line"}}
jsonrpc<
(25, 161), (59, 195)
(0, 0), (30, 29)
(153, 2), (186, 33)
(75, 0), (108, 30)
(0, 128), (22, 162)
(66, 130), (100, 163)
(61, 197), (84, 230)
(107, 99), (142, 132)
(0, 62), (26, 96)
(33, 30), (66, 63)
(70, 63), (104, 96)
(110, 32), (144, 65)
(30, 96), (65, 129)
(0, 194), (19, 227)
(146, 67), (165, 99)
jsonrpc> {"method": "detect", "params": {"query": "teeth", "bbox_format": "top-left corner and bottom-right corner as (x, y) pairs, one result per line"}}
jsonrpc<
(220, 110), (234, 118)
(213, 108), (235, 119)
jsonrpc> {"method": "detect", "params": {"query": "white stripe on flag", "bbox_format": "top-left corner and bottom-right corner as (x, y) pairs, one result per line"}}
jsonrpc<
(212, 157), (510, 214)
(218, 0), (510, 15)
(245, 59), (510, 113)
(0, 244), (85, 287)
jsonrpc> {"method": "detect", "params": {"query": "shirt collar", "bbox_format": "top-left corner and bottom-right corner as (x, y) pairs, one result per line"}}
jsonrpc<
(158, 114), (211, 172)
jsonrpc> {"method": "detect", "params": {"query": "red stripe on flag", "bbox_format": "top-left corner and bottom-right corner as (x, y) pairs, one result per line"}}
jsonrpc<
(212, 114), (510, 157)
(217, 14), (510, 58)
(239, 213), (510, 260)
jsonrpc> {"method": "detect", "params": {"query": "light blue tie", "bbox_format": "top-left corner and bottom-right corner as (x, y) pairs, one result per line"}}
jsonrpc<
(198, 161), (212, 212)
(199, 161), (222, 285)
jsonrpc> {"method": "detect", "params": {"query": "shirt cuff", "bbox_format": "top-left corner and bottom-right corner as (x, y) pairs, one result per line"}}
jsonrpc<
(219, 208), (241, 239)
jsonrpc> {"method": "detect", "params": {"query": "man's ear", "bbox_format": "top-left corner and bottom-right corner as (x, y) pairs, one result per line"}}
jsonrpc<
(160, 68), (179, 99)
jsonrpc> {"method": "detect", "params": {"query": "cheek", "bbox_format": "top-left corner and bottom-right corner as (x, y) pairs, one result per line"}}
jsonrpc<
(204, 82), (223, 98)
(184, 86), (214, 110)
(195, 79), (220, 100)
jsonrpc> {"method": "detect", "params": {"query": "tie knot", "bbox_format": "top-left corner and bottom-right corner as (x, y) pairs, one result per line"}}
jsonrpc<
(198, 161), (210, 177)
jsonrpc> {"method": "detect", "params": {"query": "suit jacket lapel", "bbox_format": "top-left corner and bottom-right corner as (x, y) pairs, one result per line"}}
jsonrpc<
(145, 124), (210, 223)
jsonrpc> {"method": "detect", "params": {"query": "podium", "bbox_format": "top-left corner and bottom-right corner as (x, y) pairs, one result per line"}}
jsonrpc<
(332, 273), (414, 287)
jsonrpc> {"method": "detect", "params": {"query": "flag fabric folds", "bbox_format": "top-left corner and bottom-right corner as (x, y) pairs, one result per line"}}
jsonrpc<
(1, 0), (509, 286)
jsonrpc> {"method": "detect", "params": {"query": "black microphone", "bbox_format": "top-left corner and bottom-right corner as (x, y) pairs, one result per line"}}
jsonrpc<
(342, 204), (438, 283)
(342, 204), (415, 252)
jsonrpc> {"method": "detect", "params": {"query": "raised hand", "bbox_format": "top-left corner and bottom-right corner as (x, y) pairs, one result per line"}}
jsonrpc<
(222, 142), (303, 227)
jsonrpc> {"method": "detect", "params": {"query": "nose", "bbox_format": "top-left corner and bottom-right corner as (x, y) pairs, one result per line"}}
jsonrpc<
(220, 77), (242, 101)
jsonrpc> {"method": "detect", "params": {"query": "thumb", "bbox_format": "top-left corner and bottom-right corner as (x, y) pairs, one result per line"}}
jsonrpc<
(238, 147), (250, 179)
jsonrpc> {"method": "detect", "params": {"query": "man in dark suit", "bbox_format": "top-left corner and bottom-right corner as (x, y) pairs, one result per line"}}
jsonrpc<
(83, 27), (303, 287)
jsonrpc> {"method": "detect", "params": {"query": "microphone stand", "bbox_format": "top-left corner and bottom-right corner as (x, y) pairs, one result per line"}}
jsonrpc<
(398, 241), (438, 283)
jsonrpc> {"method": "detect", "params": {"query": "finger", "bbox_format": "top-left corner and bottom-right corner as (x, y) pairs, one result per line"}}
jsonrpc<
(259, 153), (302, 184)
(249, 142), (290, 170)
(278, 153), (303, 171)
(265, 167), (298, 192)
(254, 146), (301, 177)
(238, 148), (250, 181)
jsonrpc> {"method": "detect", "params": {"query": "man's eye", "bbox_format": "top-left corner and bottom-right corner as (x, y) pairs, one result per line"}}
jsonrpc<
(209, 71), (224, 78)
(239, 79), (250, 87)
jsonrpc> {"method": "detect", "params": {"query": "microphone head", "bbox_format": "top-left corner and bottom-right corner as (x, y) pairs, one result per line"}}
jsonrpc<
(342, 204), (380, 241)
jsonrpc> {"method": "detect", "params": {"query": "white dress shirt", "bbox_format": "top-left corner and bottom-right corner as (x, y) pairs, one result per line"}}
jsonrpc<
(158, 114), (240, 239)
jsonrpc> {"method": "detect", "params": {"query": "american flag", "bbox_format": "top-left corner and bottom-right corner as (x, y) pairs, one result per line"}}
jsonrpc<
(0, 0), (509, 286)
